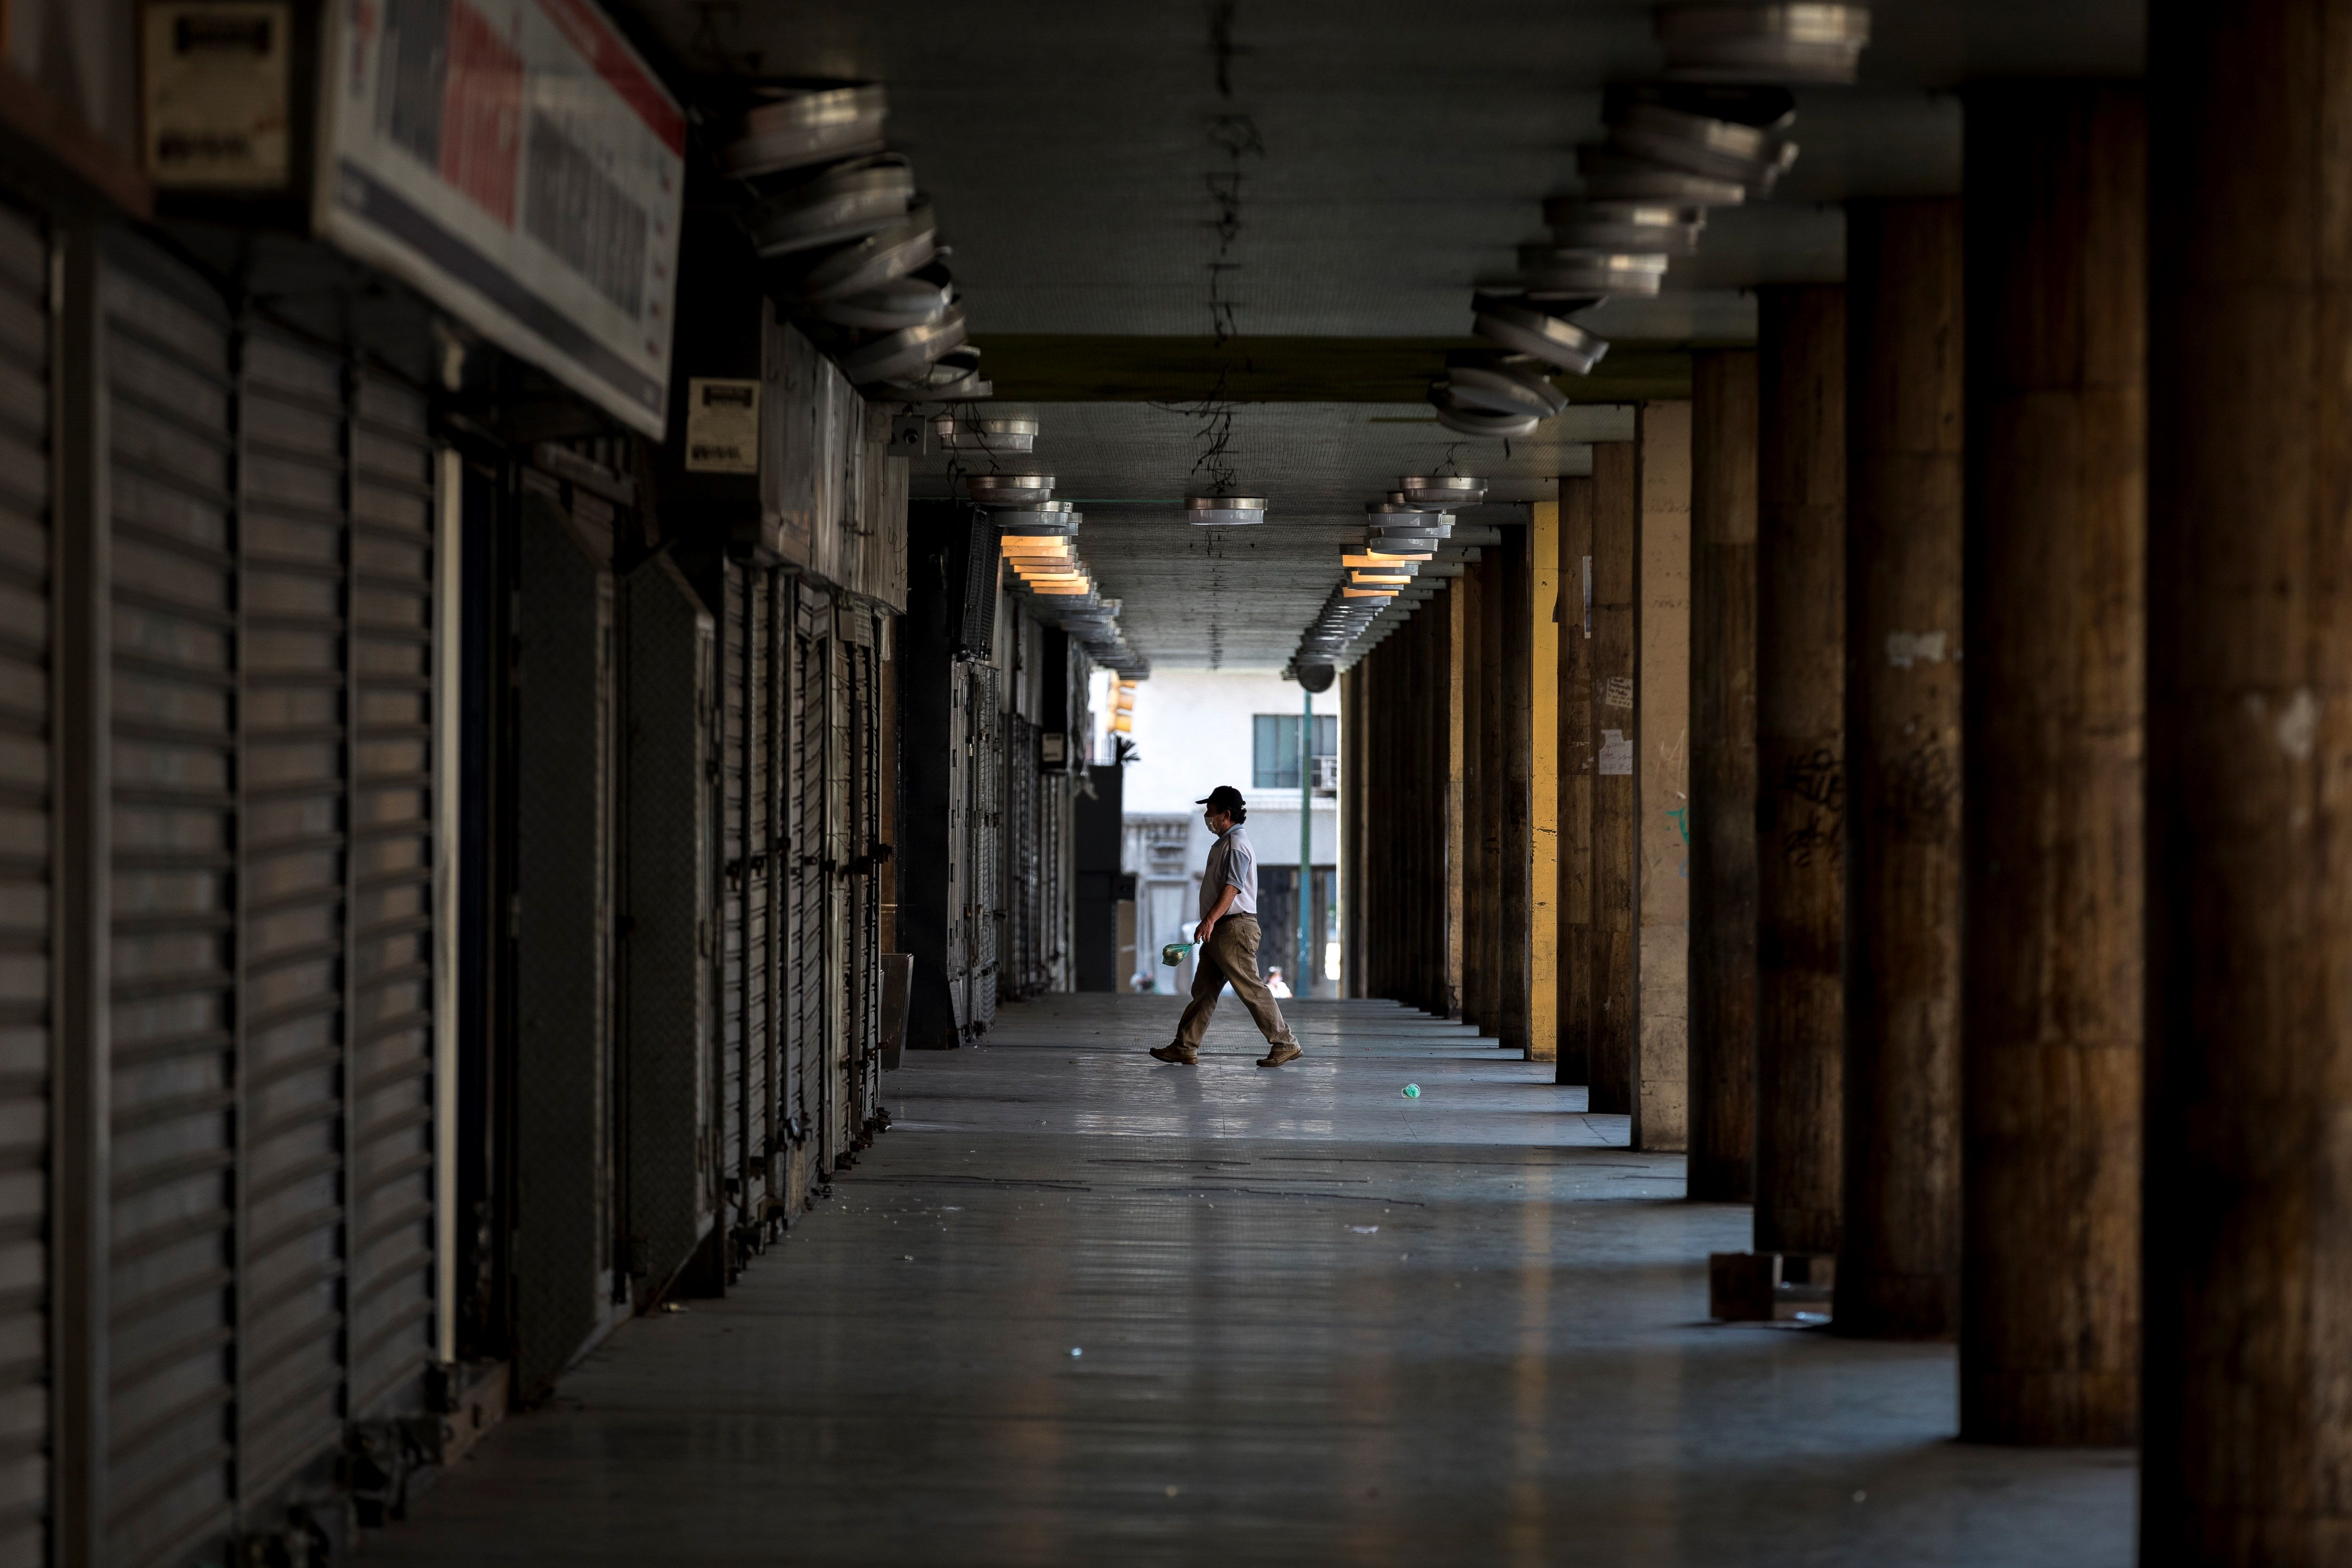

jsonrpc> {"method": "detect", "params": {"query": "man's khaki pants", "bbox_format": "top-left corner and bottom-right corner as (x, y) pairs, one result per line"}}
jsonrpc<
(1172, 915), (1300, 1052)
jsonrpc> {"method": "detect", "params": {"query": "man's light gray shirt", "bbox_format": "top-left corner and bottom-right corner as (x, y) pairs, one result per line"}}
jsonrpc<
(1200, 823), (1259, 920)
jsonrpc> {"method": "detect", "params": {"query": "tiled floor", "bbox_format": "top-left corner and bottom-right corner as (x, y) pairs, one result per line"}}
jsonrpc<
(372, 995), (2136, 1566)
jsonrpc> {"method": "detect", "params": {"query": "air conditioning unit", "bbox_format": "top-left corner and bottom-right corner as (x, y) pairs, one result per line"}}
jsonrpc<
(1313, 755), (1339, 793)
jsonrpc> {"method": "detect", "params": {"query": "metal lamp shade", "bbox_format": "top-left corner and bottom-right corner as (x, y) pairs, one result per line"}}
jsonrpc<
(723, 82), (889, 179)
(1186, 495), (1270, 527)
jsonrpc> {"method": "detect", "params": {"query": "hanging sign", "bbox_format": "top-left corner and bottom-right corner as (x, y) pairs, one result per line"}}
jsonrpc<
(683, 378), (760, 473)
(314, 0), (685, 437)
(142, 1), (295, 187)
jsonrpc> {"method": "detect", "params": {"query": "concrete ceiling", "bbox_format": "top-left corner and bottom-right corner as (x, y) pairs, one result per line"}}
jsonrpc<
(640, 0), (2144, 668)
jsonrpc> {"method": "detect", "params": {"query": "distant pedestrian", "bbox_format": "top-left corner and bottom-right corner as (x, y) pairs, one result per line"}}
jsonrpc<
(1151, 786), (1303, 1067)
(1266, 967), (1293, 999)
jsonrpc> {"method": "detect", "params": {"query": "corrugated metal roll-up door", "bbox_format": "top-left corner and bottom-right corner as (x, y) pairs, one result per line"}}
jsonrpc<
(231, 324), (354, 1509)
(941, 665), (970, 1040)
(93, 231), (452, 1563)
(737, 567), (771, 1234)
(759, 572), (789, 1209)
(968, 665), (1001, 1035)
(0, 199), (49, 1568)
(1041, 768), (1066, 991)
(843, 620), (879, 1133)
(823, 614), (850, 1158)
(344, 367), (438, 1423)
(793, 588), (832, 1168)
(1001, 715), (1029, 1002)
(716, 562), (745, 1230)
(102, 250), (243, 1563)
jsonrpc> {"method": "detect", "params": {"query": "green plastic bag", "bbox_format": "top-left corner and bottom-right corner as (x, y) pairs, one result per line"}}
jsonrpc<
(1160, 941), (1194, 967)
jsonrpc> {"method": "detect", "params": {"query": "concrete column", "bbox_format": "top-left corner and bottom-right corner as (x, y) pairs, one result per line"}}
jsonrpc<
(1961, 83), (2143, 1446)
(1837, 198), (1964, 1340)
(2146, 9), (2352, 1552)
(1688, 351), (1760, 1202)
(1499, 525), (1534, 1056)
(1634, 403), (1692, 1152)
(1555, 476), (1595, 1087)
(1527, 501), (1560, 1063)
(1588, 443), (1639, 1114)
(1754, 285), (1846, 1258)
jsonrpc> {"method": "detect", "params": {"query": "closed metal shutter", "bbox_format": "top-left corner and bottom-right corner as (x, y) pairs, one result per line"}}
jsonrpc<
(91, 233), (450, 1564)
(344, 368), (437, 1421)
(790, 587), (833, 1167)
(745, 567), (771, 1223)
(511, 486), (612, 1401)
(758, 571), (788, 1202)
(968, 665), (1000, 1035)
(844, 628), (879, 1132)
(102, 253), (241, 1563)
(0, 200), (49, 1568)
(942, 665), (970, 1038)
(717, 562), (745, 1221)
(824, 621), (849, 1158)
(232, 325), (353, 1505)
(719, 559), (786, 1237)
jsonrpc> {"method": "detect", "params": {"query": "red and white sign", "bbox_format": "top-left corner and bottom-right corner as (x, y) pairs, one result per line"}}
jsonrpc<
(316, 0), (685, 437)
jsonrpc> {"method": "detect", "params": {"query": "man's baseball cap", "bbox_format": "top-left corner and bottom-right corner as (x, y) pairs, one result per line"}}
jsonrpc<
(1195, 785), (1247, 814)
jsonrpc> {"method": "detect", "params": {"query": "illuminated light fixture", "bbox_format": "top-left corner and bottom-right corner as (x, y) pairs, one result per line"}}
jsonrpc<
(1343, 587), (1398, 599)
(722, 81), (888, 178)
(1343, 553), (1426, 569)
(1351, 573), (1412, 586)
(1657, 4), (1873, 86)
(1517, 247), (1669, 300)
(1605, 86), (1801, 199)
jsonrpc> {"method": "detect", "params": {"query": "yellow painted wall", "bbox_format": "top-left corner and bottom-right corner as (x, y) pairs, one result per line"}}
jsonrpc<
(1527, 501), (1560, 1062)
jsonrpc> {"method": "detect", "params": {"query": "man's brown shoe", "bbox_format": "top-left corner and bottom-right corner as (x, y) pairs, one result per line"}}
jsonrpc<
(1257, 1042), (1302, 1068)
(1150, 1044), (1198, 1066)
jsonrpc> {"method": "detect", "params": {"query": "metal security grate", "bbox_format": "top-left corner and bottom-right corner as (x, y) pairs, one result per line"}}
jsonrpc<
(790, 604), (820, 1156)
(102, 252), (240, 1566)
(718, 562), (746, 1210)
(232, 325), (352, 1505)
(343, 368), (437, 1422)
(823, 616), (850, 1158)
(0, 198), (50, 1568)
(967, 663), (1001, 1035)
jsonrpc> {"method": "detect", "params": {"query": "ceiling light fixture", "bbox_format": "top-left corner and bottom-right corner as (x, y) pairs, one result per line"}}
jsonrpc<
(1185, 494), (1270, 527)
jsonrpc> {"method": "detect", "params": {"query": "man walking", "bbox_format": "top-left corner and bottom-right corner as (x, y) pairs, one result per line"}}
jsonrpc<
(1152, 786), (1303, 1067)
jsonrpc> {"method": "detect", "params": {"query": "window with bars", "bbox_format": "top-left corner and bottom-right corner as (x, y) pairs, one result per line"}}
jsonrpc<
(1251, 714), (1339, 790)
